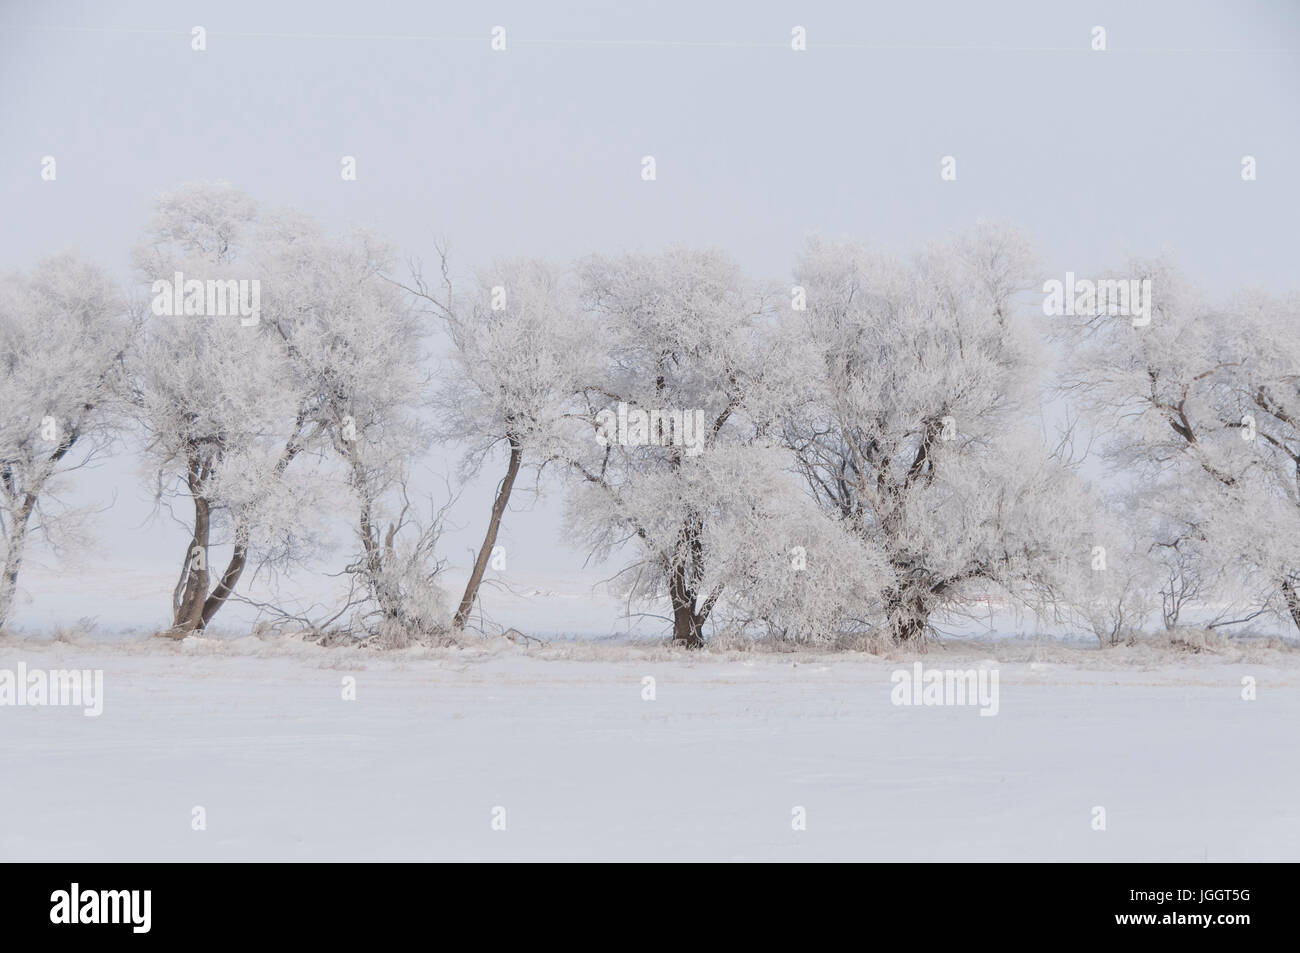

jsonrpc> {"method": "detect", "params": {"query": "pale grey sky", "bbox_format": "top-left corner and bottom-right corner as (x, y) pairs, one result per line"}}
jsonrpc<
(2, 0), (1297, 632)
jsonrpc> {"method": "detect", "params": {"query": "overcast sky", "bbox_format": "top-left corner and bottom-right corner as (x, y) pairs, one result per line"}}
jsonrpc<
(2, 0), (1297, 632)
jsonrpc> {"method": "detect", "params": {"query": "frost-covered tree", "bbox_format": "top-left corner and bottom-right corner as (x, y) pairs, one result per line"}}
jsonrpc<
(259, 214), (445, 643)
(566, 247), (787, 647)
(1058, 260), (1300, 633)
(408, 257), (596, 630)
(132, 183), (318, 634)
(0, 253), (132, 628)
(784, 225), (1095, 642)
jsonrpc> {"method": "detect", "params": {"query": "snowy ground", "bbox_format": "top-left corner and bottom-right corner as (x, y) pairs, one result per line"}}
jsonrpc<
(2, 632), (1297, 861)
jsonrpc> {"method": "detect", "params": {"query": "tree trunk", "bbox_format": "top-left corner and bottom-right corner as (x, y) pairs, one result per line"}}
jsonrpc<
(171, 502), (210, 634)
(352, 459), (403, 626)
(891, 613), (928, 643)
(1282, 578), (1300, 633)
(170, 456), (211, 636)
(886, 587), (930, 643)
(670, 599), (704, 648)
(666, 510), (709, 648)
(1, 432), (78, 631)
(165, 425), (303, 637)
(668, 548), (705, 648)
(0, 495), (36, 630)
(454, 433), (523, 629)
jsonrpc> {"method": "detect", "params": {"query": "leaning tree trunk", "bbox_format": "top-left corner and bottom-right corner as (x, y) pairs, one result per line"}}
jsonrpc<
(199, 526), (248, 628)
(454, 433), (523, 629)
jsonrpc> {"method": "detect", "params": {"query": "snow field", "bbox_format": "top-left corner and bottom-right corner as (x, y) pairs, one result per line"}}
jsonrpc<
(2, 635), (1296, 861)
